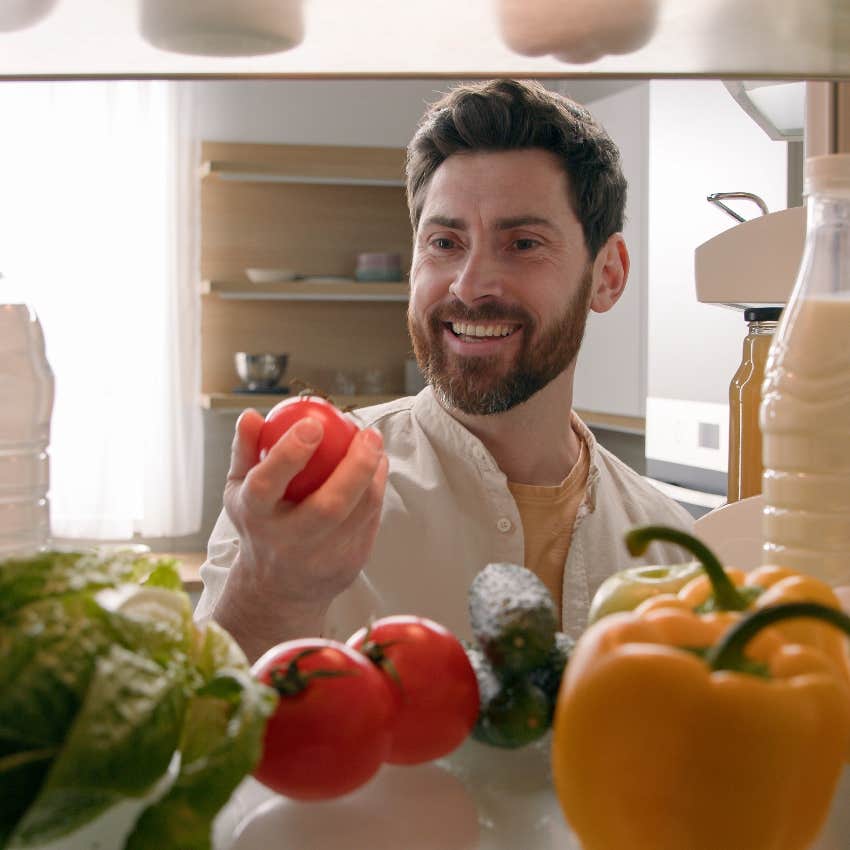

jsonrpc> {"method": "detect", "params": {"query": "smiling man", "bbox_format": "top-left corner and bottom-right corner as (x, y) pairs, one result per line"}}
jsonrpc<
(408, 150), (599, 421)
(197, 80), (693, 662)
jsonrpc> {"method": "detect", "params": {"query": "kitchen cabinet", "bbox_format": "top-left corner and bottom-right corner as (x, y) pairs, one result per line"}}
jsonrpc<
(200, 141), (414, 412)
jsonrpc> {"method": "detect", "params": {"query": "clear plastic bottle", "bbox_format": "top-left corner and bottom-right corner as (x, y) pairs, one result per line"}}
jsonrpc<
(727, 307), (781, 503)
(0, 274), (55, 558)
(760, 154), (850, 585)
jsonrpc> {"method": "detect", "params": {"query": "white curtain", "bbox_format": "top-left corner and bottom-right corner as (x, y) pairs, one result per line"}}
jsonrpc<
(0, 81), (202, 539)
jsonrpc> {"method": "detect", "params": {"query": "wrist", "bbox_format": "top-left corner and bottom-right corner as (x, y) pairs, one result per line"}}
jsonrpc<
(213, 559), (329, 663)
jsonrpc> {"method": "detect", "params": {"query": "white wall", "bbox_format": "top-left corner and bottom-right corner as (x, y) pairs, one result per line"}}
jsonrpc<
(643, 79), (789, 488)
(646, 79), (788, 405)
(571, 81), (649, 418)
(193, 78), (458, 145)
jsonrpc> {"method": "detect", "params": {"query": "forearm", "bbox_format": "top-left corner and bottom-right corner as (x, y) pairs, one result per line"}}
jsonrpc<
(212, 560), (328, 664)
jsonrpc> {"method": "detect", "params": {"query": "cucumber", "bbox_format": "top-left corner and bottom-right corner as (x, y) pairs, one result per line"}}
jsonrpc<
(468, 563), (558, 678)
(528, 631), (575, 714)
(465, 644), (550, 749)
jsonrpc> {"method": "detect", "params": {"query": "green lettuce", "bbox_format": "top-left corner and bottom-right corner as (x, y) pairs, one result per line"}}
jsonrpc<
(0, 550), (276, 850)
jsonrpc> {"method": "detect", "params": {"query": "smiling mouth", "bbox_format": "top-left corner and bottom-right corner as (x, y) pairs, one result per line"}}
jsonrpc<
(446, 321), (521, 341)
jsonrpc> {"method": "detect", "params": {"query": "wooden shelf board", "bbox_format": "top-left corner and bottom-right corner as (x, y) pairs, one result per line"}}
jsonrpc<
(200, 160), (405, 188)
(576, 409), (645, 435)
(199, 142), (407, 186)
(202, 392), (402, 412)
(202, 279), (409, 302)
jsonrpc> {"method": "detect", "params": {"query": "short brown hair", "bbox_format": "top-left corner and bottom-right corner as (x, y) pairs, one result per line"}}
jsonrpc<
(405, 79), (626, 258)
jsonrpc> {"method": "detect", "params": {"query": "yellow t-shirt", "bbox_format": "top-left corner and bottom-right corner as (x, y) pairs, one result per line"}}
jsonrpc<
(506, 433), (590, 614)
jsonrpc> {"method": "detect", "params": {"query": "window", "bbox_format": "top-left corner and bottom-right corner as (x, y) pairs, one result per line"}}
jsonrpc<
(0, 81), (202, 539)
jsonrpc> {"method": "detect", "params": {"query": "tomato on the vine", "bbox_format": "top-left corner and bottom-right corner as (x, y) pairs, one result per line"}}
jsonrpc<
(347, 616), (480, 765)
(252, 638), (397, 801)
(258, 395), (359, 503)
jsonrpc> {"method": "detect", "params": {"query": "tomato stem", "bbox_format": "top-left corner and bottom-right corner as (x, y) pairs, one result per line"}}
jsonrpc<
(358, 638), (405, 688)
(269, 647), (355, 697)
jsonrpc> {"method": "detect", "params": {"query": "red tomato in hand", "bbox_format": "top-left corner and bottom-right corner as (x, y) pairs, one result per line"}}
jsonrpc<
(347, 616), (480, 765)
(258, 396), (359, 503)
(252, 638), (397, 800)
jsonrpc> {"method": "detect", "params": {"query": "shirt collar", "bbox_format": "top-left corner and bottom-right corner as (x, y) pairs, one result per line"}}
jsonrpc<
(411, 386), (602, 513)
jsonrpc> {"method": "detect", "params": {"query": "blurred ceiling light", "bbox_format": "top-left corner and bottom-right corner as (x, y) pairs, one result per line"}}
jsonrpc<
(495, 0), (659, 65)
(724, 81), (806, 142)
(0, 0), (58, 32)
(139, 0), (304, 57)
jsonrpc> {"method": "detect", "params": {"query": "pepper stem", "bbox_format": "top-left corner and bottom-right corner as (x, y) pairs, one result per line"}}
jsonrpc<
(625, 525), (751, 612)
(708, 601), (850, 673)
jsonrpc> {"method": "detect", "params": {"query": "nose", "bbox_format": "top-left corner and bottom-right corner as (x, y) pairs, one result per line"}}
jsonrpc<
(448, 244), (505, 306)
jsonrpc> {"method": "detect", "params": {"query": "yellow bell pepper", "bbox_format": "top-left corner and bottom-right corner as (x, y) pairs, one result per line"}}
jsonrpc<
(623, 525), (850, 688)
(552, 601), (850, 850)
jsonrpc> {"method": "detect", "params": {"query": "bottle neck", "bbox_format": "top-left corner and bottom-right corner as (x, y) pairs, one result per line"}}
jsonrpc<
(747, 320), (778, 336)
(799, 191), (850, 298)
(808, 190), (850, 227)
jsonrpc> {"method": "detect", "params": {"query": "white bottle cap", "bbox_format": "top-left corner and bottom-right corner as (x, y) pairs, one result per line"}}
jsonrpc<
(804, 153), (850, 195)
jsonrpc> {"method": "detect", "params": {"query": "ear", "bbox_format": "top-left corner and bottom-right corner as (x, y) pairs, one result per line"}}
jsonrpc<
(589, 233), (629, 314)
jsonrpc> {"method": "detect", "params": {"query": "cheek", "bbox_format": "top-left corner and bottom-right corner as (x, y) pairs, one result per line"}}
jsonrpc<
(409, 261), (450, 315)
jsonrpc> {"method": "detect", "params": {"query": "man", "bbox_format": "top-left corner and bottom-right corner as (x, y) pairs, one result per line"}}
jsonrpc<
(195, 79), (693, 662)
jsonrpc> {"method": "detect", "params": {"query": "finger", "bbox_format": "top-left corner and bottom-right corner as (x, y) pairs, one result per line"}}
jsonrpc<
(227, 409), (264, 482)
(241, 416), (324, 516)
(298, 427), (385, 531)
(334, 452), (389, 548)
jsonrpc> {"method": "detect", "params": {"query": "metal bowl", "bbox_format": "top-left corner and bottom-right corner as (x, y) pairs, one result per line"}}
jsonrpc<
(234, 352), (289, 390)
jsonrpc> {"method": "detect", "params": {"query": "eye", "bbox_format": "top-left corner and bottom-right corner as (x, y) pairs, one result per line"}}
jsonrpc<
(513, 238), (540, 251)
(430, 236), (457, 250)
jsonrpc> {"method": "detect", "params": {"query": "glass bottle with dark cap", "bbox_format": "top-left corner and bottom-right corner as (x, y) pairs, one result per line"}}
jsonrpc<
(727, 306), (782, 503)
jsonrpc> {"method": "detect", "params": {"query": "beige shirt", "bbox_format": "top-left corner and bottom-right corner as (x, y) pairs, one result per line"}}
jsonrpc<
(195, 387), (695, 643)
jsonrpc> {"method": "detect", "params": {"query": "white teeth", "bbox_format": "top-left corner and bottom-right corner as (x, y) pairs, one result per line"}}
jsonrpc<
(451, 322), (516, 338)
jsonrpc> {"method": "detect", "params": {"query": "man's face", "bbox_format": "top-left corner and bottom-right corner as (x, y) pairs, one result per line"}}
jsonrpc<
(407, 148), (595, 415)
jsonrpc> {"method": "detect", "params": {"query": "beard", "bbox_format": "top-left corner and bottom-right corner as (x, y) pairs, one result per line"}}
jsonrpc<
(407, 267), (594, 415)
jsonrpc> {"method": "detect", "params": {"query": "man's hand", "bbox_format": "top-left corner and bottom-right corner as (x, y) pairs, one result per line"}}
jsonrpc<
(212, 408), (388, 661)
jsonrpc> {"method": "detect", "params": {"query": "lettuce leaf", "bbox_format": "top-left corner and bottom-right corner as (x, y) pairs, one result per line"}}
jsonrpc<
(0, 550), (183, 622)
(0, 748), (56, 847)
(6, 645), (187, 847)
(125, 667), (277, 850)
(0, 595), (116, 756)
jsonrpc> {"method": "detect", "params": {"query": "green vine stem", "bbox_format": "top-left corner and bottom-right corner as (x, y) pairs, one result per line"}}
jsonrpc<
(707, 601), (850, 673)
(625, 525), (757, 612)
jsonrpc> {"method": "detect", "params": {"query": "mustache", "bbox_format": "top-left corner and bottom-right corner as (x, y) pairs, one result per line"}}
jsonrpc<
(431, 298), (532, 325)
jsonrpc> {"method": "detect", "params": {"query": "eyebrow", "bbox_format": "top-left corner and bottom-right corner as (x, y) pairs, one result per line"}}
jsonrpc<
(420, 214), (557, 231)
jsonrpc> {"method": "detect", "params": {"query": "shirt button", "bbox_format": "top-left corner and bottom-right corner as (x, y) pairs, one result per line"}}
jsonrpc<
(496, 517), (513, 533)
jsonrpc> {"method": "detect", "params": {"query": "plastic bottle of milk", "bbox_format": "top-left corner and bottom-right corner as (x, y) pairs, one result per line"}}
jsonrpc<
(760, 154), (850, 585)
(0, 274), (55, 558)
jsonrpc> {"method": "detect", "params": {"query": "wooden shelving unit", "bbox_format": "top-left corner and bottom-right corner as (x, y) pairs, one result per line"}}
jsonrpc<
(202, 279), (409, 302)
(200, 141), (413, 406)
